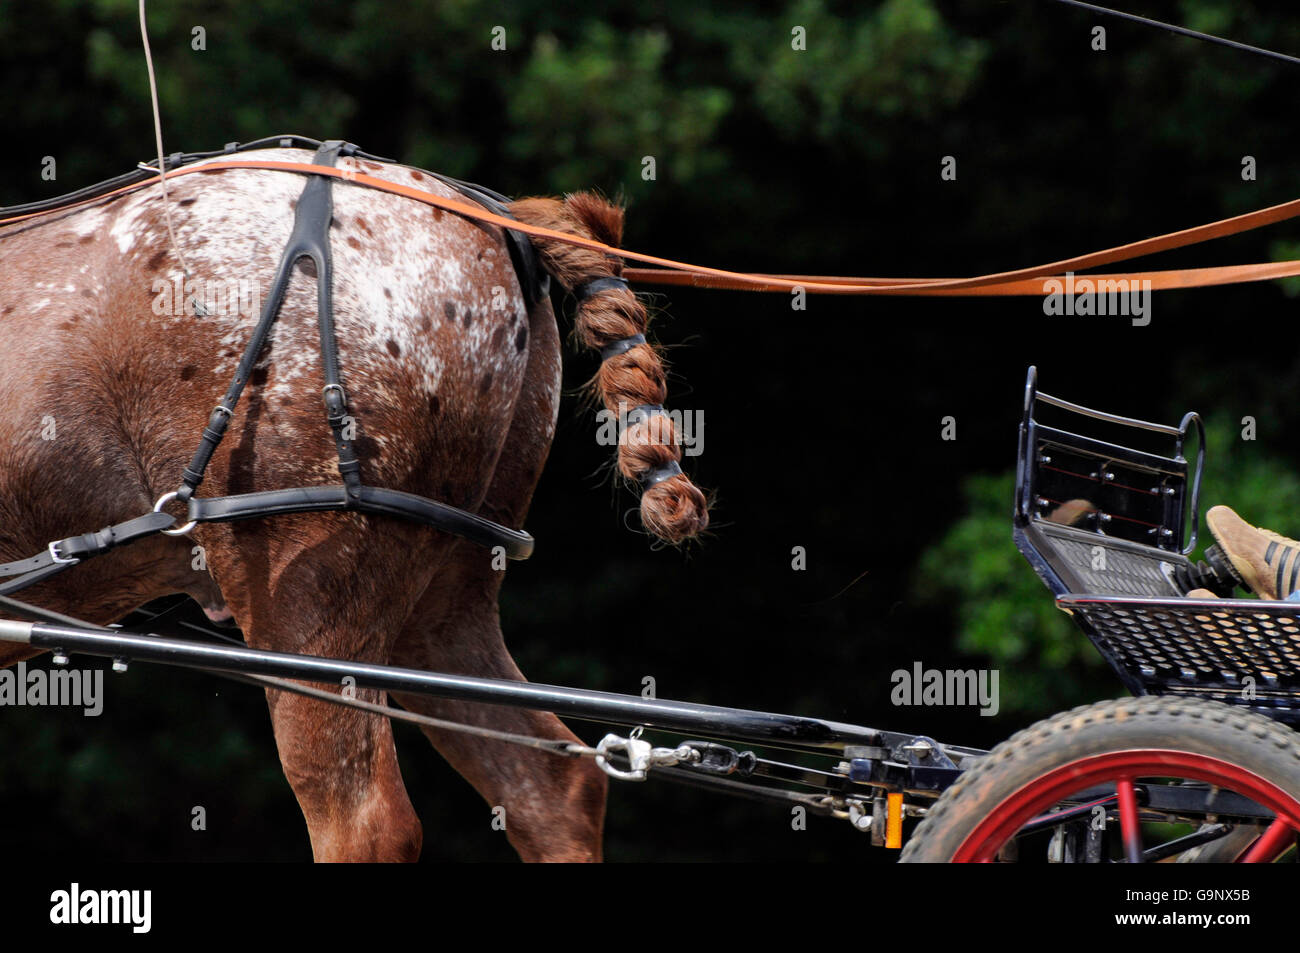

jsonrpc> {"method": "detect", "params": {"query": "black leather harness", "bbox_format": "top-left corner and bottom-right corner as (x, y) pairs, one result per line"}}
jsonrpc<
(0, 137), (547, 595)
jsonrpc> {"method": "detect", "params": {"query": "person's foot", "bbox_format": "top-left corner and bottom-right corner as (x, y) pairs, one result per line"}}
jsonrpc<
(1185, 588), (1218, 599)
(1205, 505), (1300, 600)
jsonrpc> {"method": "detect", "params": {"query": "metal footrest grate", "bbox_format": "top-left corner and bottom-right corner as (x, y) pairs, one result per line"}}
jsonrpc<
(1058, 595), (1300, 724)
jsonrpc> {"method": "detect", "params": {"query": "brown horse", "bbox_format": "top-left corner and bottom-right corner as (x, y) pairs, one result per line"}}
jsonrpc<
(0, 146), (708, 861)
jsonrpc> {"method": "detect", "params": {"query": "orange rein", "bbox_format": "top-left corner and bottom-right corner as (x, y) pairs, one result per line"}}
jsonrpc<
(3, 158), (1299, 297)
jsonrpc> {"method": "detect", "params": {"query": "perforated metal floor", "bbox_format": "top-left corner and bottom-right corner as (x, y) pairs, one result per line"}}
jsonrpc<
(1059, 595), (1300, 724)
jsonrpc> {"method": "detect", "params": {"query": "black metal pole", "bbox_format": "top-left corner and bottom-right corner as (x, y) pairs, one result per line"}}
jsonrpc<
(0, 620), (883, 751)
(1048, 0), (1300, 68)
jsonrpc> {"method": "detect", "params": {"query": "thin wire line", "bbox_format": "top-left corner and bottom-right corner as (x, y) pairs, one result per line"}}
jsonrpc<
(138, 0), (193, 282)
(1048, 0), (1300, 67)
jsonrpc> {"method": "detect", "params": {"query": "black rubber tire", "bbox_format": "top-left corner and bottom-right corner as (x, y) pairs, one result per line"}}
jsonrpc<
(900, 696), (1300, 863)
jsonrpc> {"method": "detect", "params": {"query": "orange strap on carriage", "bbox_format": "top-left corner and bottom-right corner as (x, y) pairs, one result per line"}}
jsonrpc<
(4, 157), (1300, 298)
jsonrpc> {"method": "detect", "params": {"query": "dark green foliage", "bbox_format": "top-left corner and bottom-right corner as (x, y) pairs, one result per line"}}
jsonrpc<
(2, 0), (1298, 861)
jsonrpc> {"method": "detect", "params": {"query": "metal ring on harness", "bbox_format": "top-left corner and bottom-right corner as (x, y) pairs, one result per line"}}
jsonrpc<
(154, 491), (198, 537)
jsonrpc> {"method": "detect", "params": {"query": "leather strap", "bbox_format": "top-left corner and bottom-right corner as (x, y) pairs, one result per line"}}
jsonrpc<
(187, 485), (534, 560)
(302, 141), (365, 505)
(0, 511), (178, 594)
(178, 142), (357, 500)
(9, 158), (1299, 298)
(0, 562), (75, 596)
(621, 260), (1300, 296)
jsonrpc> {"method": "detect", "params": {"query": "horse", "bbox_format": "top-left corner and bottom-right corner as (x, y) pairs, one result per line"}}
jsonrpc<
(0, 145), (708, 861)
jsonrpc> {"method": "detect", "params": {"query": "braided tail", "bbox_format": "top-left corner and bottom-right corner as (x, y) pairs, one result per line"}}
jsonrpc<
(510, 192), (710, 543)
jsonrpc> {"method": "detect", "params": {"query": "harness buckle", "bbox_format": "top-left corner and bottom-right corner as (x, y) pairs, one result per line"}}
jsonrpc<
(322, 384), (349, 424)
(47, 540), (79, 565)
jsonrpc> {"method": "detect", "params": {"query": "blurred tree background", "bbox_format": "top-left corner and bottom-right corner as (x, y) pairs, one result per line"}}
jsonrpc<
(2, 0), (1300, 861)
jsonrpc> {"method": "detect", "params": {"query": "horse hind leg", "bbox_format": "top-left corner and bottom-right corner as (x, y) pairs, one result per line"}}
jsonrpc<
(391, 557), (608, 863)
(263, 679), (422, 862)
(209, 522), (426, 862)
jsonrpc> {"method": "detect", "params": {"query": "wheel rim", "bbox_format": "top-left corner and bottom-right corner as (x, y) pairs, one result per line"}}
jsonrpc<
(952, 749), (1300, 863)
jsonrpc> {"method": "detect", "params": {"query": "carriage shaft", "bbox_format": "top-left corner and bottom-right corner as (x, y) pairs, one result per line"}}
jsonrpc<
(0, 620), (887, 751)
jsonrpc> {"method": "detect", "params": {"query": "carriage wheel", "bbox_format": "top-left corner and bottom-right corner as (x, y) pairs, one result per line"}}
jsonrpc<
(1174, 824), (1264, 863)
(900, 696), (1300, 863)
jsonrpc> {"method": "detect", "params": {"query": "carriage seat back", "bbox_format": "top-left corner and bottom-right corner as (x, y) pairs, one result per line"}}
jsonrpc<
(1013, 366), (1205, 599)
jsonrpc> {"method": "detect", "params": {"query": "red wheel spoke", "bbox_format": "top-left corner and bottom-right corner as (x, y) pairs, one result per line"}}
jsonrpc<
(1116, 778), (1142, 863)
(1239, 817), (1297, 863)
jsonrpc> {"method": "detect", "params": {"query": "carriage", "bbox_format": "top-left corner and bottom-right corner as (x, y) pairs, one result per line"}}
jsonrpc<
(2, 293), (1298, 862)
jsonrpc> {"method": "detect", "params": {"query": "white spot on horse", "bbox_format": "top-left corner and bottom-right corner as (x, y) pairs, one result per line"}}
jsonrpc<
(108, 192), (157, 255)
(68, 209), (106, 237)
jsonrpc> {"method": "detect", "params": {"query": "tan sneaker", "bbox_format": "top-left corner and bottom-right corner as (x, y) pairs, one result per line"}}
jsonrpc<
(1185, 588), (1219, 599)
(1205, 505), (1300, 600)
